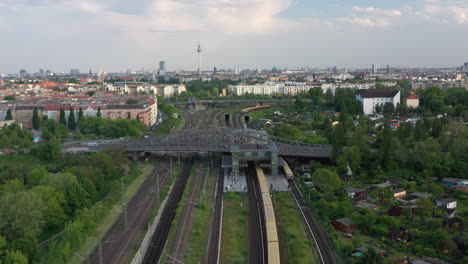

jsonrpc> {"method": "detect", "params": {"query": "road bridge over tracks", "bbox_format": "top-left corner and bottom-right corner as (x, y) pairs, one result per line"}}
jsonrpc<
(171, 99), (291, 108)
(121, 127), (332, 177)
(63, 127), (332, 177)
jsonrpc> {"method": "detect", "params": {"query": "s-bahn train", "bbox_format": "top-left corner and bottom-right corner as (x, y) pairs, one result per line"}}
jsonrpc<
(281, 159), (294, 180)
(256, 165), (281, 264)
(241, 105), (271, 114)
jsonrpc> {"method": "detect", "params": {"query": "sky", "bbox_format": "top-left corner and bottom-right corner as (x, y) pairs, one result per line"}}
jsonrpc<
(0, 0), (468, 73)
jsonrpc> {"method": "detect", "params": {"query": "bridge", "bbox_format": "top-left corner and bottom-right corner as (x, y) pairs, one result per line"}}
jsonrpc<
(63, 127), (332, 177)
(122, 127), (332, 158)
(170, 99), (291, 106)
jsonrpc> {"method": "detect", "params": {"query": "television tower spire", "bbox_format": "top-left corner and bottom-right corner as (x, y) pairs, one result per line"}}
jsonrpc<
(197, 42), (202, 76)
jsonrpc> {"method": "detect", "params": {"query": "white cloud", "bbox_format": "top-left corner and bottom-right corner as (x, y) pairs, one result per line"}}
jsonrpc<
(351, 6), (402, 17)
(417, 1), (468, 24)
(330, 6), (404, 28)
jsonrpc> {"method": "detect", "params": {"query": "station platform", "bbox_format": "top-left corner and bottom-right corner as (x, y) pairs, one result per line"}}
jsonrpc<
(263, 170), (291, 192)
(223, 168), (247, 193)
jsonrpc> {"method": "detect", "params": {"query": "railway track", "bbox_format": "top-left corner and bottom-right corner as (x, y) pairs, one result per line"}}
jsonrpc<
(290, 181), (340, 264)
(89, 155), (173, 264)
(206, 167), (224, 264)
(142, 158), (195, 264)
(167, 161), (207, 263)
(246, 163), (267, 264)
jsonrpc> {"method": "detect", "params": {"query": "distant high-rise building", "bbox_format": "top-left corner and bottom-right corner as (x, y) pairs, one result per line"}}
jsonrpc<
(372, 64), (378, 74)
(159, 61), (166, 75)
(46, 70), (51, 76)
(213, 66), (217, 75)
(39, 69), (44, 77)
(70, 69), (80, 76)
(19, 69), (27, 77)
(197, 43), (202, 75)
(387, 65), (390, 74)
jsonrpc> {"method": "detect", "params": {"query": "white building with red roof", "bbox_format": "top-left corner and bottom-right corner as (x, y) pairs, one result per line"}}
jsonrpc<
(406, 92), (419, 109)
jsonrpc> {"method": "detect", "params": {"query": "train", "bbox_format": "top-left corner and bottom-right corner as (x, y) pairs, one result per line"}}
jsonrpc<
(241, 105), (271, 114)
(256, 165), (281, 264)
(282, 160), (294, 180)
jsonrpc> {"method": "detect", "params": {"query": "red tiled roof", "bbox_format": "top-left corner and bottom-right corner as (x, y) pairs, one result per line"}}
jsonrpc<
(407, 92), (419, 100)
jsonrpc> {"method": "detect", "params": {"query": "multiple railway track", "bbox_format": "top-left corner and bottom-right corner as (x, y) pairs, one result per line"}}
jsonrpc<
(86, 105), (340, 264)
(290, 180), (340, 264)
(246, 163), (267, 264)
(142, 158), (195, 264)
(167, 161), (207, 263)
(89, 156), (172, 264)
(206, 167), (224, 264)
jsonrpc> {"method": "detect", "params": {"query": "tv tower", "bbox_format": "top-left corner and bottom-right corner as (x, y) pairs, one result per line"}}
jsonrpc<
(197, 42), (202, 76)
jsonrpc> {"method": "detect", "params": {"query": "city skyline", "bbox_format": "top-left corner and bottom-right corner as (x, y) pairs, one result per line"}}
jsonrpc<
(1, 0), (468, 73)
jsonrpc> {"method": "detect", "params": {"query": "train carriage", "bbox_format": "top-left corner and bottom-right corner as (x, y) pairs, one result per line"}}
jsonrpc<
(282, 161), (294, 180)
(256, 164), (281, 264)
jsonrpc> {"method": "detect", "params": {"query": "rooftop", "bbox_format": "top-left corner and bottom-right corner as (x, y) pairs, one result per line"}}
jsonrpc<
(407, 92), (420, 100)
(357, 89), (399, 98)
(335, 217), (355, 226)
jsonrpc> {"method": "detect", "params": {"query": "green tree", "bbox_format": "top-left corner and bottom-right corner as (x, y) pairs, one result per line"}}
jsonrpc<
(3, 95), (16, 101)
(308, 87), (323, 104)
(0, 191), (44, 242)
(5, 108), (13, 120)
(332, 123), (345, 158)
(416, 198), (434, 217)
(78, 107), (84, 125)
(25, 165), (48, 187)
(337, 146), (361, 174)
(32, 107), (40, 130)
(68, 107), (76, 130)
(380, 120), (394, 170)
(97, 106), (102, 118)
(32, 186), (67, 228)
(38, 137), (61, 161)
(1, 179), (25, 194)
(382, 102), (395, 115)
(59, 108), (67, 126)
(294, 96), (305, 112)
(311, 168), (341, 192)
(357, 247), (383, 264)
(3, 250), (29, 264)
(414, 120), (425, 141)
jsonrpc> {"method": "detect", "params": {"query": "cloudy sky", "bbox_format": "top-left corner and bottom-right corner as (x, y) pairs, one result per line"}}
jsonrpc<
(1, 0), (468, 73)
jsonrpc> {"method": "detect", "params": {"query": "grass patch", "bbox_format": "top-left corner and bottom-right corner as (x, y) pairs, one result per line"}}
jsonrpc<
(249, 106), (285, 121)
(186, 166), (218, 263)
(274, 192), (320, 264)
(221, 192), (249, 264)
(68, 164), (153, 264)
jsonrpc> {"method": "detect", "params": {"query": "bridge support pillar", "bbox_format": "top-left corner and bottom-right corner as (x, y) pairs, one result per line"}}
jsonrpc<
(269, 143), (279, 179)
(133, 153), (138, 162)
(271, 152), (278, 178)
(230, 145), (240, 178)
(231, 153), (239, 178)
